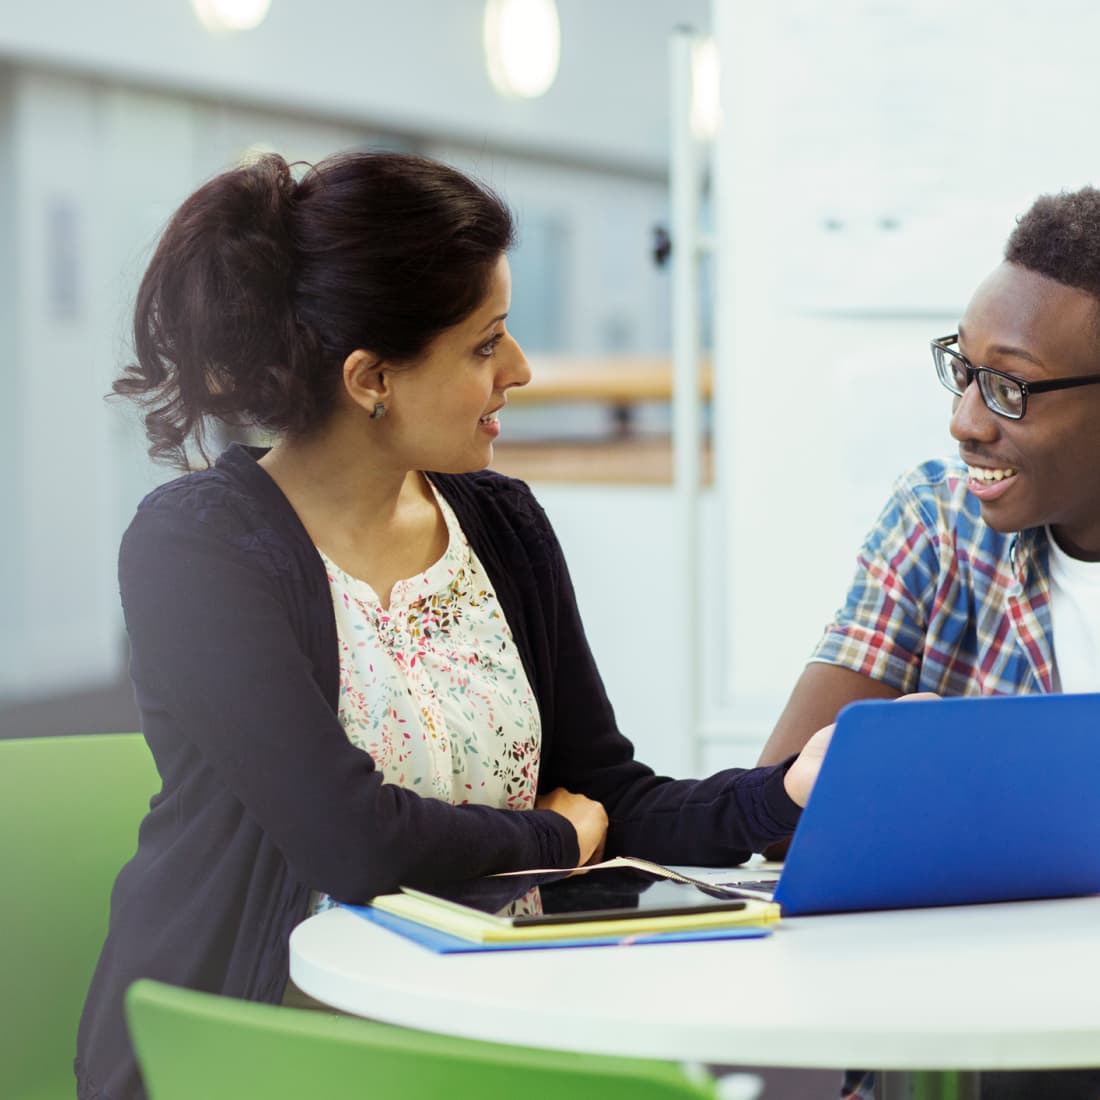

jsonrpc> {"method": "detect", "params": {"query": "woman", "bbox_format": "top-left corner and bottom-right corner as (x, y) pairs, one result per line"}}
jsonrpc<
(76, 150), (832, 1100)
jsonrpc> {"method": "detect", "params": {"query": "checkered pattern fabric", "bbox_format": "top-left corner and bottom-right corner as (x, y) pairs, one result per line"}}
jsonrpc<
(812, 458), (1055, 696)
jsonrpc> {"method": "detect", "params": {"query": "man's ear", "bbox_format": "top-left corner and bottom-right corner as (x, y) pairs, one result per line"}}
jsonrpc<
(342, 349), (390, 414)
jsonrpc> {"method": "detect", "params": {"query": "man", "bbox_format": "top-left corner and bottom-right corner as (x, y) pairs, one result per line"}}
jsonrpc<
(762, 186), (1100, 758)
(760, 186), (1100, 1100)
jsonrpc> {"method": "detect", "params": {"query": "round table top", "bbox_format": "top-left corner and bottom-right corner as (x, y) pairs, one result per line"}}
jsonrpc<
(289, 892), (1100, 1071)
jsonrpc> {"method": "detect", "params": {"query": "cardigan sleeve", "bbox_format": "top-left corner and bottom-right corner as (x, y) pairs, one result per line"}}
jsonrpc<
(518, 493), (802, 865)
(119, 495), (578, 902)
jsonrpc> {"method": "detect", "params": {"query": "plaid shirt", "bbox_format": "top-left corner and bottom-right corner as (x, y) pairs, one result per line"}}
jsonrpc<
(812, 458), (1055, 696)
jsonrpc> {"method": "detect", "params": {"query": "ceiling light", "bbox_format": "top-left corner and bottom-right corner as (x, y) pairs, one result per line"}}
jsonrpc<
(483, 0), (561, 99)
(192, 0), (272, 34)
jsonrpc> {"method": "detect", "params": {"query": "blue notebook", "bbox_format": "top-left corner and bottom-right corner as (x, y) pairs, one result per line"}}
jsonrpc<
(719, 693), (1100, 916)
(343, 903), (773, 953)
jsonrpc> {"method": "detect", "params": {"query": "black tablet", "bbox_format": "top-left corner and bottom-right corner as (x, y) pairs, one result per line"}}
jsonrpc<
(402, 865), (748, 927)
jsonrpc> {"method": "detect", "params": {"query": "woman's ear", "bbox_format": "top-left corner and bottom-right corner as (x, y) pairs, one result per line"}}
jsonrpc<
(342, 349), (390, 415)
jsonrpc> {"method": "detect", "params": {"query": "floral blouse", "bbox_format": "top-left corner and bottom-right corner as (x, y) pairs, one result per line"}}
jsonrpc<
(309, 484), (542, 912)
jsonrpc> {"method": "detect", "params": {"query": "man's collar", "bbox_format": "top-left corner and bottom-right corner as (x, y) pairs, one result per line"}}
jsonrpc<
(1009, 526), (1048, 585)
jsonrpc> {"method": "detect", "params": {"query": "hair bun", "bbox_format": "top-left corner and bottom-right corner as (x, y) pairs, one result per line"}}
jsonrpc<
(224, 152), (298, 288)
(239, 151), (296, 215)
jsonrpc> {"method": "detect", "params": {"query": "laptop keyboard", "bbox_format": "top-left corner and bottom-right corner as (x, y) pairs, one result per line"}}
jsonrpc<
(714, 879), (778, 898)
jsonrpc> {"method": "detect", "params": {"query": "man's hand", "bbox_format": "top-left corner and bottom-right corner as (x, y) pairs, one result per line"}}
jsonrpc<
(781, 691), (941, 809)
(782, 722), (835, 807)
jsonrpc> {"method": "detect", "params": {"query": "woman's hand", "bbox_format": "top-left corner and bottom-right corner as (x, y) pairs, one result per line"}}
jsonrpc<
(782, 722), (834, 807)
(536, 787), (609, 865)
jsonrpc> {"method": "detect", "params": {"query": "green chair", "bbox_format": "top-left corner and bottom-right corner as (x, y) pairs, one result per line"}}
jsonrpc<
(126, 978), (726, 1100)
(0, 733), (157, 1100)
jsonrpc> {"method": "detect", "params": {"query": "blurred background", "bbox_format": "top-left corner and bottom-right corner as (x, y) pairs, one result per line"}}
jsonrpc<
(2, 0), (1099, 779)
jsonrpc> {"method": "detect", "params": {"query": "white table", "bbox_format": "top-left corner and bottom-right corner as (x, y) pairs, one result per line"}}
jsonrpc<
(290, 892), (1100, 1099)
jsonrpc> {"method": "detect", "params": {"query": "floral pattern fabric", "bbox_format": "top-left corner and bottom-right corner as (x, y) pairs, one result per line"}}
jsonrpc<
(310, 484), (542, 913)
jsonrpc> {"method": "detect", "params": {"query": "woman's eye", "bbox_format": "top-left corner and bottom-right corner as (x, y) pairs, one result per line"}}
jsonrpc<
(478, 335), (503, 357)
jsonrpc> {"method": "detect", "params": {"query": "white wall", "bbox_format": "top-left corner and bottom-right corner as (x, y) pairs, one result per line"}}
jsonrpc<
(533, 484), (707, 778)
(708, 0), (1100, 759)
(2, 71), (125, 696)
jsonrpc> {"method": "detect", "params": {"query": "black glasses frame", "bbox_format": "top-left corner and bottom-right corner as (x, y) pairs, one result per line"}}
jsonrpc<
(931, 334), (1100, 420)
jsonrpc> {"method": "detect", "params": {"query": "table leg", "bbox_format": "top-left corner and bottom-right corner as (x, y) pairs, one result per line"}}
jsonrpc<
(876, 1071), (981, 1100)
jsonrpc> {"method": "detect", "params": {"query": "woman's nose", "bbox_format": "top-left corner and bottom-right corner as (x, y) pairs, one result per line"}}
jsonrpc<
(500, 336), (531, 390)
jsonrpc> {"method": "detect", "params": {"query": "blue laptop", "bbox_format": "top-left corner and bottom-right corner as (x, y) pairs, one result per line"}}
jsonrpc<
(723, 693), (1100, 916)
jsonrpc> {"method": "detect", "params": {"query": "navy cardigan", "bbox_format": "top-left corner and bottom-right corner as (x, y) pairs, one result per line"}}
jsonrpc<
(76, 444), (800, 1100)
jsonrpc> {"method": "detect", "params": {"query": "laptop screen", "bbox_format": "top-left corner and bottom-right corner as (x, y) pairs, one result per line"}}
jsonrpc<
(771, 693), (1100, 916)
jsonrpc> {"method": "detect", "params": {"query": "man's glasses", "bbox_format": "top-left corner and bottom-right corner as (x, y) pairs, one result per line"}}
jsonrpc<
(931, 334), (1100, 420)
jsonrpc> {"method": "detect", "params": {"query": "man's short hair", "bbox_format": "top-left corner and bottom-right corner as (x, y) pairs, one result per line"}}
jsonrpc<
(1005, 187), (1100, 304)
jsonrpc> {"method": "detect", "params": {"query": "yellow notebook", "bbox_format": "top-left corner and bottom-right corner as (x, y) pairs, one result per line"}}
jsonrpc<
(370, 859), (780, 944)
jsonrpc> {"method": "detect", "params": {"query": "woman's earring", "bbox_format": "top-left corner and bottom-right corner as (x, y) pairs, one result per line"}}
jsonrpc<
(370, 402), (387, 420)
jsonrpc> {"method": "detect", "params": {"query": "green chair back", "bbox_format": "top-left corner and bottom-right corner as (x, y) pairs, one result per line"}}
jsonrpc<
(126, 978), (720, 1100)
(0, 733), (157, 1100)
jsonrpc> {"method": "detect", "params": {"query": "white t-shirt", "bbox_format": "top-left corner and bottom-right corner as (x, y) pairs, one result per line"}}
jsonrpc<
(1046, 526), (1100, 693)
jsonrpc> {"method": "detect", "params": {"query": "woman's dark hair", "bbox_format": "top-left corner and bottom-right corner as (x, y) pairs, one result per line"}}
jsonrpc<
(114, 150), (515, 467)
